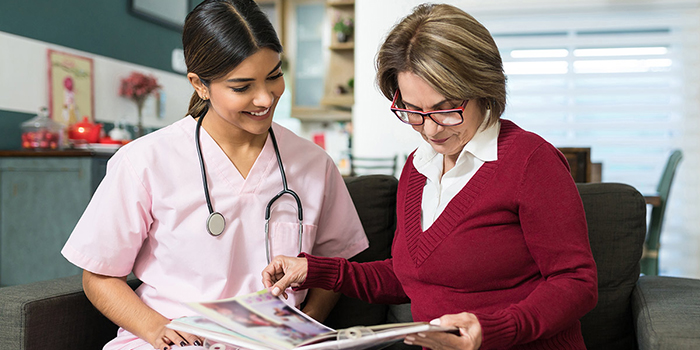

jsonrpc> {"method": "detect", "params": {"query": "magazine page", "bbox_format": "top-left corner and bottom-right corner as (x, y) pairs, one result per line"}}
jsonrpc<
(184, 289), (333, 350)
(297, 323), (458, 350)
(168, 316), (273, 350)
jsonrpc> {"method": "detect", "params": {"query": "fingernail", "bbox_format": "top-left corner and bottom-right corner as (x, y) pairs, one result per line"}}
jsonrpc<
(405, 336), (415, 342)
(180, 341), (187, 347)
(272, 286), (280, 296)
(193, 340), (201, 346)
(417, 333), (426, 338)
(429, 318), (441, 325)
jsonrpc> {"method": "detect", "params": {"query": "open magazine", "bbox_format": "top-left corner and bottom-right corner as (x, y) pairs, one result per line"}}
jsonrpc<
(167, 289), (457, 350)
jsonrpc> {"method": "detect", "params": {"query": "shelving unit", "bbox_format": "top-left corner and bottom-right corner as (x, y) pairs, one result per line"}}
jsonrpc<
(320, 0), (355, 113)
(281, 0), (354, 175)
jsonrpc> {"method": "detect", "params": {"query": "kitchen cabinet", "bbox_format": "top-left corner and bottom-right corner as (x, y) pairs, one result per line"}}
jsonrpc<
(0, 150), (109, 286)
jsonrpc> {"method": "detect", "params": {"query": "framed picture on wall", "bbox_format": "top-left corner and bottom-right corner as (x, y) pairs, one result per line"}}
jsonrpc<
(47, 49), (94, 127)
(128, 0), (191, 31)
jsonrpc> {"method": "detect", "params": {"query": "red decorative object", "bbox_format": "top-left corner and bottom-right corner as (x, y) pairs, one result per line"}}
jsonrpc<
(21, 107), (64, 150)
(22, 131), (60, 150)
(68, 116), (102, 144)
(312, 133), (326, 150)
(119, 71), (160, 138)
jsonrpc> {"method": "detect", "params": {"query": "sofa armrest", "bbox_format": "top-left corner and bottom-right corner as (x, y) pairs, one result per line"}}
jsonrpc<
(0, 273), (141, 350)
(632, 275), (700, 350)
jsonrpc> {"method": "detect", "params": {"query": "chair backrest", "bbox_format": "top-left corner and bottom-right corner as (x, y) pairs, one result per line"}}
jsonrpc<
(558, 147), (592, 182)
(577, 182), (647, 350)
(349, 155), (398, 177)
(640, 149), (683, 275)
(325, 175), (399, 329)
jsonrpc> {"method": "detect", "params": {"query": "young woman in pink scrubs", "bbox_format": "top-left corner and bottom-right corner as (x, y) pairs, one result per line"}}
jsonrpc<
(61, 1), (368, 349)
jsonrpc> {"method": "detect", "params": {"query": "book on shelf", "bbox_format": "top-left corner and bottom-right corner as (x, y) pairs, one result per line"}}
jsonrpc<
(167, 289), (457, 350)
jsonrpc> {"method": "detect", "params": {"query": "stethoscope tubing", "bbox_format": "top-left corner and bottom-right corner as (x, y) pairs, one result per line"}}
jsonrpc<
(194, 108), (303, 263)
(266, 129), (304, 264)
(195, 110), (215, 215)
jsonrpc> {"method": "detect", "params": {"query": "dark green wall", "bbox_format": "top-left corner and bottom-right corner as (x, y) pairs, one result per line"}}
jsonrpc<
(0, 111), (34, 150)
(0, 1), (183, 73)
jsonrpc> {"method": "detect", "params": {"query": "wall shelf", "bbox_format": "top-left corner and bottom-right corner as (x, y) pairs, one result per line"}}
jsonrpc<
(327, 0), (354, 5)
(321, 95), (354, 108)
(330, 42), (354, 50)
(291, 107), (352, 122)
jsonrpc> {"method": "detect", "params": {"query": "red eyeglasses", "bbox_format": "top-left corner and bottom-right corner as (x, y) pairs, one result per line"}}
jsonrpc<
(390, 90), (468, 126)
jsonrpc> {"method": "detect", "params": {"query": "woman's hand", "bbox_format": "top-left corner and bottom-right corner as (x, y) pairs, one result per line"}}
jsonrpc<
(82, 270), (203, 349)
(404, 312), (482, 350)
(150, 320), (204, 350)
(261, 256), (308, 299)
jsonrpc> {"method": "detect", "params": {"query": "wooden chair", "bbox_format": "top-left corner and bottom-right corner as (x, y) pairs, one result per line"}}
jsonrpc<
(558, 147), (592, 183)
(349, 155), (398, 177)
(640, 149), (683, 276)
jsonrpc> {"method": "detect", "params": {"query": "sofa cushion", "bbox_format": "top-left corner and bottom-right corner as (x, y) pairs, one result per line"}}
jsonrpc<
(633, 276), (700, 350)
(577, 183), (646, 350)
(0, 274), (117, 350)
(324, 175), (399, 329)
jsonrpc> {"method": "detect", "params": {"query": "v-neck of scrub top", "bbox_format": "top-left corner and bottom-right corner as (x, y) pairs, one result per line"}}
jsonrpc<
(185, 116), (277, 196)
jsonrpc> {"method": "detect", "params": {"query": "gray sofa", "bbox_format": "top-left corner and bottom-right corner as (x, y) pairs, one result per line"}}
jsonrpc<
(1, 175), (699, 349)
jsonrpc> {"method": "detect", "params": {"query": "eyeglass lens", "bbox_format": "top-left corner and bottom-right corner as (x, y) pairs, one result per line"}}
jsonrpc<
(394, 110), (463, 126)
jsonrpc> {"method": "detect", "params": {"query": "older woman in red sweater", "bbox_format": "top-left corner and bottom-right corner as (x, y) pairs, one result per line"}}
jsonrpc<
(262, 3), (597, 350)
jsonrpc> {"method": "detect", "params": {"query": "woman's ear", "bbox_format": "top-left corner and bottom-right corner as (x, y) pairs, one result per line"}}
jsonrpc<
(188, 73), (209, 100)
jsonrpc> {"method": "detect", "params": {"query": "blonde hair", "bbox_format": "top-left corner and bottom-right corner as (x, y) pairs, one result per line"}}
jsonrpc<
(376, 3), (506, 126)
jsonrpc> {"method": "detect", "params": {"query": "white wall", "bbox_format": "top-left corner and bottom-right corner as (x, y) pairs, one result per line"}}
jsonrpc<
(0, 31), (192, 128)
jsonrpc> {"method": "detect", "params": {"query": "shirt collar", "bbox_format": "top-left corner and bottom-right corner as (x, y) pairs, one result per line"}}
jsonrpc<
(413, 118), (500, 169)
(463, 118), (499, 163)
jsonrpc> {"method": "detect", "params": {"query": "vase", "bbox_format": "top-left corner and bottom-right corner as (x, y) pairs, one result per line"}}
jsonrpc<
(134, 97), (145, 138)
(336, 31), (350, 43)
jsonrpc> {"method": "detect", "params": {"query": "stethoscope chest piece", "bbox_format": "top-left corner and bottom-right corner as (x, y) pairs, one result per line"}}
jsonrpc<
(206, 212), (226, 236)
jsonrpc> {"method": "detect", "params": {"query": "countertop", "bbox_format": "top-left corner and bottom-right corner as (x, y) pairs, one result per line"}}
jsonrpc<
(0, 149), (109, 157)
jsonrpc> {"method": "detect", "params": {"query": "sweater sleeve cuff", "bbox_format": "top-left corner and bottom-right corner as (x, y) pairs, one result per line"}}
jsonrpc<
(293, 252), (342, 291)
(473, 311), (518, 349)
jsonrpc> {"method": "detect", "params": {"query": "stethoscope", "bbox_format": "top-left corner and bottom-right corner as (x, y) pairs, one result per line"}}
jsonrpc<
(194, 108), (304, 264)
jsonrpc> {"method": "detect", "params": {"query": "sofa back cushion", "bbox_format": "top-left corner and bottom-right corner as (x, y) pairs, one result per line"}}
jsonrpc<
(577, 183), (646, 350)
(324, 175), (399, 329)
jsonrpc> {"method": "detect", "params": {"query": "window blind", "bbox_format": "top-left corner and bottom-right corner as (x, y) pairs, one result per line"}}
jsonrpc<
(479, 7), (700, 277)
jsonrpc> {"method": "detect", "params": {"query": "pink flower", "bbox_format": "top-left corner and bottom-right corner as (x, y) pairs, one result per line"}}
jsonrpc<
(119, 72), (160, 103)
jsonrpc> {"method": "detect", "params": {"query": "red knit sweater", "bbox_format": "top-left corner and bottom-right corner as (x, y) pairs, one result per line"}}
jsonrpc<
(301, 120), (598, 349)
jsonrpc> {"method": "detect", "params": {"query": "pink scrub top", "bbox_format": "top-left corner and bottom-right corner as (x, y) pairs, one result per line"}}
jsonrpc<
(61, 117), (368, 349)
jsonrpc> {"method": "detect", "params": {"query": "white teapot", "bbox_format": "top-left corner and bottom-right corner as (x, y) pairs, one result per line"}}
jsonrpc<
(109, 120), (132, 141)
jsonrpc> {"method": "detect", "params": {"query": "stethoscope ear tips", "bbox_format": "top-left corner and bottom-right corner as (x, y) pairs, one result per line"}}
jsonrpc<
(207, 212), (226, 236)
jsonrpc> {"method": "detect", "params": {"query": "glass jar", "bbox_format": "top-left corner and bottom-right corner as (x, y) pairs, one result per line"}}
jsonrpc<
(21, 107), (64, 150)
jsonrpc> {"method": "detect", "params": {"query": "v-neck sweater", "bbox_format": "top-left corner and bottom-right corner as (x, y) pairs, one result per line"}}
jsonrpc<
(300, 120), (597, 349)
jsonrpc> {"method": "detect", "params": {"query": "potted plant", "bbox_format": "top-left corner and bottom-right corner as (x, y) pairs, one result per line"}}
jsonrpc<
(119, 71), (160, 138)
(333, 15), (354, 43)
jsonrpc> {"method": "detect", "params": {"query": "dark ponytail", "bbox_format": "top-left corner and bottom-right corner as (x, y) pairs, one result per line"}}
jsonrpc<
(183, 0), (282, 117)
(188, 90), (209, 119)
